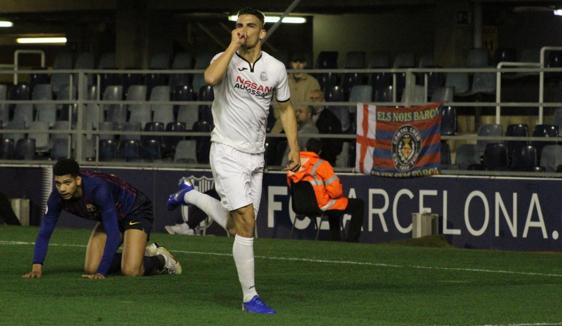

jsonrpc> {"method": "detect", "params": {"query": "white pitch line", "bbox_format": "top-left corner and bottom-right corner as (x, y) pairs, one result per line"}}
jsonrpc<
(476, 322), (562, 326)
(2, 240), (562, 278)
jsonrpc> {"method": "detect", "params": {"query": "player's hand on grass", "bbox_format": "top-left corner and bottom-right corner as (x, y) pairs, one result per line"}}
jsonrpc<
(22, 264), (43, 279)
(81, 273), (106, 280)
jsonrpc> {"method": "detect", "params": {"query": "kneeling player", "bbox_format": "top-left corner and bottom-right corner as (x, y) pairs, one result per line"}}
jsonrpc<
(23, 158), (181, 279)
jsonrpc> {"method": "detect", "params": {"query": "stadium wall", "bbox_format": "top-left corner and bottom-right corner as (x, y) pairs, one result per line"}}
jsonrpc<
(1, 166), (560, 251)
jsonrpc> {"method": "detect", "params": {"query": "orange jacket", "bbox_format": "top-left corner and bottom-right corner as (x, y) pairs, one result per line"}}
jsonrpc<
(287, 151), (348, 211)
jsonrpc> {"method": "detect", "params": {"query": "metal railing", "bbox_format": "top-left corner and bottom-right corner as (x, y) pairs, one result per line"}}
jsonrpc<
(1, 48), (562, 176)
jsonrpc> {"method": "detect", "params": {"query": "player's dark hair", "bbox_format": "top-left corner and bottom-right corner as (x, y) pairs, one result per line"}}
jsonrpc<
(237, 7), (265, 26)
(305, 138), (323, 155)
(53, 158), (80, 177)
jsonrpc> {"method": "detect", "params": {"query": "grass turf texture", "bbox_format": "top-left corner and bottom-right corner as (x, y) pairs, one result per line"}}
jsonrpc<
(1, 225), (562, 325)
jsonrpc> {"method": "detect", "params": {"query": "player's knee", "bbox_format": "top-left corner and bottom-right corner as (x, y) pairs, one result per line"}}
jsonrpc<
(121, 264), (142, 277)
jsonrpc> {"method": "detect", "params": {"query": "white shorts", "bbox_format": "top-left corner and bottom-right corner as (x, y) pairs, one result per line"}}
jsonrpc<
(209, 142), (264, 213)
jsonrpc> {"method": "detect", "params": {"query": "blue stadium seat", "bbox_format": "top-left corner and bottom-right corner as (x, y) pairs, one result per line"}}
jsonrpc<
(326, 85), (349, 132)
(483, 143), (508, 170)
(505, 123), (529, 163)
(28, 121), (50, 153)
(164, 121), (186, 156)
(143, 121), (165, 144)
(121, 121), (141, 141)
(532, 124), (559, 163)
(0, 138), (15, 159)
(510, 145), (541, 171)
(315, 51), (339, 94)
(99, 139), (119, 161)
(51, 52), (73, 95)
(99, 121), (115, 141)
(440, 105), (456, 136)
(142, 138), (162, 161)
(121, 139), (141, 161)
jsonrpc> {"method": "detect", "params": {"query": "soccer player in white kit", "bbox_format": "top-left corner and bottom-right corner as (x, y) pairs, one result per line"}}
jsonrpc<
(167, 8), (300, 314)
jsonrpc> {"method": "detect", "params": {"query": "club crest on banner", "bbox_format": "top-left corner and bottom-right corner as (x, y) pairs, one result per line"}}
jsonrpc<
(392, 125), (422, 172)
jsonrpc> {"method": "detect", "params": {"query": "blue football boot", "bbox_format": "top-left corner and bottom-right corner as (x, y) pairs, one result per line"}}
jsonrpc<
(166, 177), (194, 211)
(242, 295), (276, 315)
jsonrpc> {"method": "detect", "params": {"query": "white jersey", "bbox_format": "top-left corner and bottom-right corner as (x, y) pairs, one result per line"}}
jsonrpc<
(210, 51), (290, 154)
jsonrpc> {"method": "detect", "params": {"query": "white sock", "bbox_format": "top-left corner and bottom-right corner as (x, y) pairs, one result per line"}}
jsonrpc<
(233, 235), (258, 302)
(183, 190), (228, 230)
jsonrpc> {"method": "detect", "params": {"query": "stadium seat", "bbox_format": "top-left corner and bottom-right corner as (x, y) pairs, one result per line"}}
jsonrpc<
(510, 145), (540, 171)
(431, 87), (454, 102)
(198, 85), (214, 125)
(192, 52), (213, 91)
(51, 138), (70, 160)
(483, 143), (508, 170)
(143, 121), (165, 144)
(121, 139), (141, 161)
(532, 124), (559, 163)
(455, 144), (482, 169)
(0, 84), (8, 127)
(151, 86), (174, 125)
(175, 85), (198, 128)
(289, 180), (331, 240)
(0, 138), (15, 159)
(28, 121), (50, 153)
(170, 52), (193, 91)
(51, 52), (73, 95)
(11, 83), (33, 128)
(99, 121), (115, 140)
(103, 85), (125, 123)
(15, 138), (36, 160)
(505, 123), (529, 163)
(193, 120), (211, 164)
(121, 121), (141, 141)
(142, 138), (162, 161)
(164, 121), (186, 154)
(540, 144), (562, 172)
(147, 52), (170, 89)
(99, 139), (119, 161)
(326, 85), (349, 132)
(32, 84), (56, 127)
(83, 85), (100, 131)
(126, 85), (150, 127)
(55, 83), (77, 121)
(315, 51), (339, 94)
(5, 120), (27, 142)
(440, 105), (456, 136)
(52, 120), (71, 141)
(477, 123), (503, 152)
(174, 139), (196, 163)
(445, 73), (470, 95)
(494, 48), (517, 64)
(349, 85), (372, 103)
(342, 51), (367, 98)
(553, 108), (562, 130)
(418, 54), (434, 68)
(368, 52), (390, 69)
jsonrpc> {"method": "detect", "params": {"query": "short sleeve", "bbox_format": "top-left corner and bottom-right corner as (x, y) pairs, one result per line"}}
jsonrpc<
(275, 65), (290, 102)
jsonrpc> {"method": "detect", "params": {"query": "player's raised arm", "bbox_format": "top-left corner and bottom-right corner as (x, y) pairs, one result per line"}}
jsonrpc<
(204, 28), (245, 86)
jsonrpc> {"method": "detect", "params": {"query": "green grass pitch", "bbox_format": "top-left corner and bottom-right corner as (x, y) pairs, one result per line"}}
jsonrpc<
(1, 225), (562, 325)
